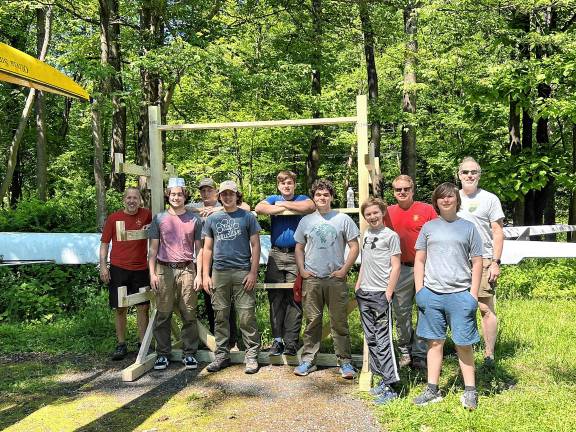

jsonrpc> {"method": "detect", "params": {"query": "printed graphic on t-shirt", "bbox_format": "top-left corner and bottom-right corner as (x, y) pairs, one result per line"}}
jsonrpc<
(216, 218), (241, 240)
(363, 236), (378, 250)
(466, 201), (479, 213)
(413, 214), (420, 222)
(310, 223), (337, 249)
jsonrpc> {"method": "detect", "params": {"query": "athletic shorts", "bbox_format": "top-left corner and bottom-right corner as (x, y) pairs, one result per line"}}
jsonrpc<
(415, 287), (480, 346)
(479, 258), (496, 298)
(108, 265), (150, 309)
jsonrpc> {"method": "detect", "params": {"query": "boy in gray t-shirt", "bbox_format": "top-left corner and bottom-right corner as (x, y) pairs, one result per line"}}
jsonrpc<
(412, 182), (483, 411)
(355, 198), (401, 405)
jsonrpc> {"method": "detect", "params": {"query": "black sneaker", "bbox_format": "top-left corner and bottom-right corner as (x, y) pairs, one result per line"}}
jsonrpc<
(283, 345), (298, 357)
(269, 340), (284, 356)
(154, 355), (169, 370)
(206, 357), (231, 372)
(111, 343), (128, 361)
(182, 355), (198, 370)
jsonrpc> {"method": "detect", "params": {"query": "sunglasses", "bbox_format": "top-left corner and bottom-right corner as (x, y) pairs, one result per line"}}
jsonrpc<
(394, 187), (412, 193)
(460, 170), (480, 175)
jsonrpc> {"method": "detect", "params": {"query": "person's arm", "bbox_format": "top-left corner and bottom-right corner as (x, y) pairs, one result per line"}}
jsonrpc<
(255, 199), (285, 215)
(470, 255), (483, 299)
(194, 239), (203, 291)
(275, 198), (316, 214)
(243, 233), (261, 291)
(202, 236), (214, 294)
(99, 242), (110, 283)
(386, 254), (401, 302)
(489, 219), (504, 282)
(331, 238), (359, 279)
(414, 250), (427, 293)
(295, 242), (315, 278)
(239, 201), (251, 211)
(148, 239), (160, 292)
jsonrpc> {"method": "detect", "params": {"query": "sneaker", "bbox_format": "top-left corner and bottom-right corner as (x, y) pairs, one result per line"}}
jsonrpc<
(111, 343), (128, 361)
(398, 353), (411, 368)
(461, 389), (478, 411)
(411, 356), (427, 370)
(294, 362), (317, 376)
(269, 340), (285, 356)
(244, 358), (259, 374)
(182, 355), (198, 370)
(206, 357), (231, 373)
(369, 381), (389, 396)
(154, 355), (169, 370)
(413, 387), (443, 406)
(339, 363), (357, 379)
(374, 388), (398, 405)
(283, 345), (298, 357)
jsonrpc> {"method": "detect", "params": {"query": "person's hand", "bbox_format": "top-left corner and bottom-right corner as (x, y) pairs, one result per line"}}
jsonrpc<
(300, 269), (316, 279)
(193, 274), (203, 292)
(149, 273), (159, 293)
(243, 271), (257, 291)
(99, 266), (110, 284)
(330, 268), (347, 279)
(385, 290), (394, 303)
(488, 261), (500, 283)
(203, 275), (213, 295)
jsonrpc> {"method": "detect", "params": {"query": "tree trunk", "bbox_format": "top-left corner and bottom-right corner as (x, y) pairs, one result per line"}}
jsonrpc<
(92, 100), (107, 230)
(401, 1), (418, 179)
(359, 0), (382, 196)
(522, 109), (536, 225)
(306, 0), (322, 192)
(509, 97), (523, 224)
(35, 6), (50, 201)
(137, 0), (164, 205)
(0, 7), (51, 204)
(109, 0), (126, 192)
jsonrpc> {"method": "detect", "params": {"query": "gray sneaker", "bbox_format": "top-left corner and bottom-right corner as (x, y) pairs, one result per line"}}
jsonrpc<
(244, 358), (259, 374)
(461, 389), (478, 411)
(206, 357), (231, 373)
(413, 387), (443, 406)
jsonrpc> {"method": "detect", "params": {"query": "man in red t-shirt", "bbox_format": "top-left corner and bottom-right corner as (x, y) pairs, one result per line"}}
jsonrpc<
(385, 175), (437, 369)
(100, 187), (152, 360)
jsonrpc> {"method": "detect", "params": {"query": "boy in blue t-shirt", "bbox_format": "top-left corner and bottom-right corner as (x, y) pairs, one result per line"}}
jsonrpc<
(255, 171), (315, 356)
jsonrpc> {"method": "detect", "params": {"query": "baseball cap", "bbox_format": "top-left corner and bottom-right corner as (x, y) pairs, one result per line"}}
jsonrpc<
(198, 178), (215, 189)
(218, 180), (238, 194)
(167, 177), (186, 188)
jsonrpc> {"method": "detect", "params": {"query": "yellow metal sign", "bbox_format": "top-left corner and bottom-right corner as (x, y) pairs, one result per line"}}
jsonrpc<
(0, 42), (89, 101)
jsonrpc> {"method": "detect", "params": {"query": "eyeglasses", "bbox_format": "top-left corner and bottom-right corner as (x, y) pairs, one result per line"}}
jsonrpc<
(460, 170), (480, 175)
(393, 187), (412, 193)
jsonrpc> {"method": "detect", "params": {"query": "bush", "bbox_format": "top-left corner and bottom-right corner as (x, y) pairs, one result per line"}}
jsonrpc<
(498, 258), (576, 299)
(0, 264), (103, 322)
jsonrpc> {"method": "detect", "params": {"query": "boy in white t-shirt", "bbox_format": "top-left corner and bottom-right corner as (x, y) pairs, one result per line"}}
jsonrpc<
(355, 197), (401, 404)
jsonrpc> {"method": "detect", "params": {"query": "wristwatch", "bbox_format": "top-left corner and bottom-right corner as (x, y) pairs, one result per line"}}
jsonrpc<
(492, 258), (501, 265)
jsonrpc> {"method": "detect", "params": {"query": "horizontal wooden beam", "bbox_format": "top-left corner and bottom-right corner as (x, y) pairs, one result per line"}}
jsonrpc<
(158, 117), (358, 131)
(117, 286), (151, 308)
(122, 353), (157, 381)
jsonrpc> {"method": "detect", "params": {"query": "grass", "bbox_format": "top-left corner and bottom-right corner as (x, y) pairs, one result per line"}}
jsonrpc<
(373, 298), (576, 432)
(1, 268), (576, 431)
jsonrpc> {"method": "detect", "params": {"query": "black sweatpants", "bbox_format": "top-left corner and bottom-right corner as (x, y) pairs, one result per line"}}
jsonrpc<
(356, 289), (400, 385)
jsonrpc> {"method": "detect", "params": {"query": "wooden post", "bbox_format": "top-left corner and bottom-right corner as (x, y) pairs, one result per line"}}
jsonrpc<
(356, 94), (373, 391)
(148, 105), (164, 215)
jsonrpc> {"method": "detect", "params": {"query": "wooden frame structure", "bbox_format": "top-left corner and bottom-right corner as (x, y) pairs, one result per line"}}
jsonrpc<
(115, 95), (379, 390)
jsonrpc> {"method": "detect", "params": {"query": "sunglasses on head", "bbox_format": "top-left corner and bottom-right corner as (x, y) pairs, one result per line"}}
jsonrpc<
(460, 170), (480, 175)
(394, 187), (412, 193)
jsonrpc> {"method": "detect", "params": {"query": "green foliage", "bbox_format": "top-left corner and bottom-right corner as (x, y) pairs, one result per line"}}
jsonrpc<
(498, 258), (576, 299)
(0, 264), (102, 322)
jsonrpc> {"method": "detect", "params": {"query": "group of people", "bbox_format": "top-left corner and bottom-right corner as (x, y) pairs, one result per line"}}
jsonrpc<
(99, 157), (504, 411)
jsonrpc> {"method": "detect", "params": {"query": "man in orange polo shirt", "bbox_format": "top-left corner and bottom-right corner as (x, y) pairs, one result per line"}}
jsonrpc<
(385, 175), (437, 369)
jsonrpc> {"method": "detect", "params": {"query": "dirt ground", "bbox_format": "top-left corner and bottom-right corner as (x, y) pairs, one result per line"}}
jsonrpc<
(1, 354), (384, 432)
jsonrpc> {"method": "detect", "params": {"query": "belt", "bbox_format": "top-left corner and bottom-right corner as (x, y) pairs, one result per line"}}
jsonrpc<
(401, 262), (414, 267)
(272, 246), (295, 253)
(157, 260), (193, 269)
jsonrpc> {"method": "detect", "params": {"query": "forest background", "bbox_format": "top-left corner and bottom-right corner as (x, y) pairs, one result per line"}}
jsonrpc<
(2, 0), (576, 316)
